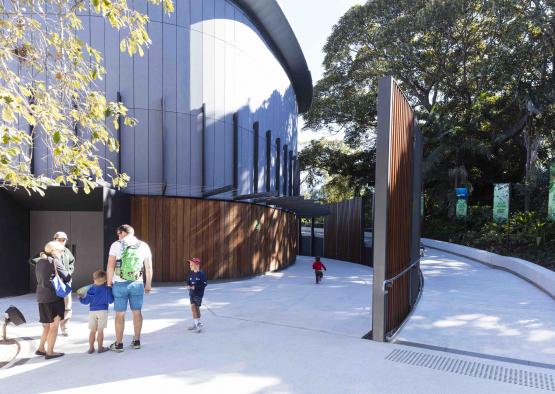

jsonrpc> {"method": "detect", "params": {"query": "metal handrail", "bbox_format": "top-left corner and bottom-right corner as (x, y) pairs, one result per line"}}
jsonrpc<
(382, 258), (420, 292)
(386, 268), (424, 342)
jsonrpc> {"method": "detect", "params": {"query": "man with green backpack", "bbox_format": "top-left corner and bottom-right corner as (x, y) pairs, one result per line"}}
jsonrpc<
(106, 224), (153, 352)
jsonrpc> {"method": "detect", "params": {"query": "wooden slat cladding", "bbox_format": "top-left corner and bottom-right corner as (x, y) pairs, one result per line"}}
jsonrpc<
(323, 198), (363, 264)
(385, 83), (415, 333)
(129, 196), (298, 281)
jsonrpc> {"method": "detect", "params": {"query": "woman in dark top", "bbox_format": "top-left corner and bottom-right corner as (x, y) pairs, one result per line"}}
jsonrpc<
(35, 241), (71, 359)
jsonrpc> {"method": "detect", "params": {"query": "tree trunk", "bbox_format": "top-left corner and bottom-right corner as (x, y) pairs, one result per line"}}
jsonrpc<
(523, 118), (540, 213)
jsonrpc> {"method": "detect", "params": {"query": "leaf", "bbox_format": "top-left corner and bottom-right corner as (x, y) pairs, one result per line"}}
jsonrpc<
(1, 107), (15, 123)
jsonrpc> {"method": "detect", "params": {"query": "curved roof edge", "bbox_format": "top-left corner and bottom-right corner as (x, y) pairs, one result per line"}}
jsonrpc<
(233, 0), (313, 113)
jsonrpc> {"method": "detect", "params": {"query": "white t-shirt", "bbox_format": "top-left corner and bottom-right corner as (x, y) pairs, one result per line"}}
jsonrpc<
(109, 235), (152, 282)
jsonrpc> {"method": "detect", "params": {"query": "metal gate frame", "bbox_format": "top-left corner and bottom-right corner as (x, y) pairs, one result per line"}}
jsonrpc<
(372, 76), (423, 342)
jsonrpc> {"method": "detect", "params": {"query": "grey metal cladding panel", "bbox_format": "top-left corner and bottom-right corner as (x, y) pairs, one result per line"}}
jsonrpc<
(214, 38), (225, 121)
(238, 104), (249, 133)
(224, 42), (236, 116)
(119, 38), (134, 108)
(148, 22), (163, 111)
(90, 17), (106, 94)
(76, 1), (90, 15)
(16, 116), (29, 167)
(190, 29), (203, 111)
(190, 0), (203, 30)
(214, 120), (226, 187)
(77, 14), (91, 64)
(189, 112), (202, 197)
(104, 122), (119, 180)
(177, 0), (191, 28)
(133, 46), (149, 110)
(133, 0), (147, 13)
(33, 128), (48, 177)
(225, 1), (236, 42)
(148, 110), (163, 195)
(203, 34), (215, 120)
(104, 24), (120, 103)
(240, 128), (252, 194)
(203, 0), (215, 36)
(163, 23), (178, 113)
(215, 0), (226, 40)
(90, 17), (107, 172)
(164, 111), (177, 196)
(133, 109), (149, 194)
(205, 118), (215, 189)
(148, 0), (163, 22)
(224, 121), (233, 186)
(176, 113), (191, 196)
(176, 27), (190, 114)
(120, 109), (135, 193)
(258, 134), (265, 188)
(163, 1), (175, 24)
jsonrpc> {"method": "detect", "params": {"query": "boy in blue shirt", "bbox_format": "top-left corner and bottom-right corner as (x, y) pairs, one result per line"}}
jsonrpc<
(79, 270), (114, 353)
(186, 258), (207, 333)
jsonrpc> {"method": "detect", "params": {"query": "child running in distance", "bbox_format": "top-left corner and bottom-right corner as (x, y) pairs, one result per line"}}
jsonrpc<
(312, 256), (327, 284)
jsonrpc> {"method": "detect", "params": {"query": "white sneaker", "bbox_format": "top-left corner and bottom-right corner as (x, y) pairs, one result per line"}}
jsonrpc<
(196, 325), (202, 333)
(187, 324), (197, 331)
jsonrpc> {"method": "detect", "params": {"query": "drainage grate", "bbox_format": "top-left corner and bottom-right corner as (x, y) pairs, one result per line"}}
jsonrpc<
(386, 349), (555, 391)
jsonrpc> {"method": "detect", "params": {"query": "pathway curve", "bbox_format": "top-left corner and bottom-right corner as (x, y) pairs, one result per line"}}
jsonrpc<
(397, 248), (555, 365)
(0, 255), (551, 393)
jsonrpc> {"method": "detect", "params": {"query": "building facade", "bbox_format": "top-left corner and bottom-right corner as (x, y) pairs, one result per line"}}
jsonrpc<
(0, 0), (312, 295)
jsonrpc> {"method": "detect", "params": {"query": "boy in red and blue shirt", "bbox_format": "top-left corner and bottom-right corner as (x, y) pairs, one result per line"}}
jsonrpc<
(186, 257), (207, 333)
(79, 270), (114, 353)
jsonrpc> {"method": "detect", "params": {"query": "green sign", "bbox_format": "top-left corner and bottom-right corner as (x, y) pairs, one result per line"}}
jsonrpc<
(493, 183), (510, 223)
(456, 198), (467, 219)
(549, 163), (555, 221)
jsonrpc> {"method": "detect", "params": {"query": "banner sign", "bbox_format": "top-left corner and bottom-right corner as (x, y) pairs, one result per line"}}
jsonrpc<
(493, 183), (510, 223)
(455, 187), (468, 198)
(456, 198), (467, 218)
(549, 163), (555, 221)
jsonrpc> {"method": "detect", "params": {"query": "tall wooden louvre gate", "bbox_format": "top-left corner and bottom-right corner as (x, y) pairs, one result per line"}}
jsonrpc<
(372, 77), (423, 342)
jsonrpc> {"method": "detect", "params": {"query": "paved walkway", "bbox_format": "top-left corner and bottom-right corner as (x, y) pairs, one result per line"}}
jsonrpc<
(397, 248), (555, 365)
(0, 255), (552, 393)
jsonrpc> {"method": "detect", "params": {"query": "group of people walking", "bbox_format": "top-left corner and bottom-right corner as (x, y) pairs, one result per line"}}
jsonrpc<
(32, 224), (208, 359)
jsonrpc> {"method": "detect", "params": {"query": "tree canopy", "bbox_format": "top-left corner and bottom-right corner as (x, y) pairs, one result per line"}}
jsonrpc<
(303, 0), (555, 212)
(0, 0), (173, 194)
(299, 138), (374, 201)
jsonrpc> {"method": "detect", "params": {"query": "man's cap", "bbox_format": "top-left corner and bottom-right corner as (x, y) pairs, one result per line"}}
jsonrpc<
(53, 231), (68, 240)
(187, 257), (201, 265)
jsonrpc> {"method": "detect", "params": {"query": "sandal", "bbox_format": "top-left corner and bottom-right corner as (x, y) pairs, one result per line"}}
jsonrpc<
(45, 352), (65, 360)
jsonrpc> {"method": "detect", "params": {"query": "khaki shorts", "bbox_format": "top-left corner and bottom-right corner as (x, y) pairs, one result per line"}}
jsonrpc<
(88, 310), (108, 330)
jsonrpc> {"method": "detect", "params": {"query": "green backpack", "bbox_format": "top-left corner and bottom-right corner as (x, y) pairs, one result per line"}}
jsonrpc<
(118, 241), (143, 281)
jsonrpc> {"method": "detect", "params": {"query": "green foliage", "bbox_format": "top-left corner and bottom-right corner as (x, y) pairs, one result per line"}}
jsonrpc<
(0, 0), (174, 194)
(299, 138), (374, 202)
(423, 208), (555, 270)
(303, 0), (555, 208)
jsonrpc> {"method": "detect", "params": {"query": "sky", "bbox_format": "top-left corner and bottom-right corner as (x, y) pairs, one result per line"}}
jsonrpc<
(277, 0), (362, 146)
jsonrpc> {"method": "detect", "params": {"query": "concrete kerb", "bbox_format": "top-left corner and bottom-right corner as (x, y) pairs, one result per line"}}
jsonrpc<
(422, 238), (555, 299)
